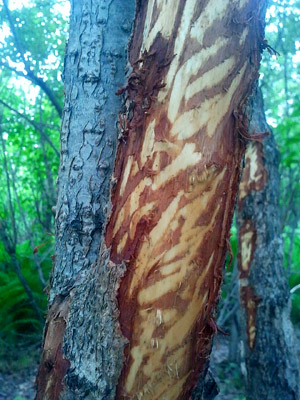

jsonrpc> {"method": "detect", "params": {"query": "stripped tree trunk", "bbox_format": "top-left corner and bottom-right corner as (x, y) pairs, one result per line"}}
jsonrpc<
(237, 88), (300, 399)
(36, 1), (267, 399)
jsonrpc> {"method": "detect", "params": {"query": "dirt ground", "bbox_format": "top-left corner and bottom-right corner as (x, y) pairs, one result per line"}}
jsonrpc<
(210, 336), (246, 400)
(0, 335), (246, 400)
(0, 369), (36, 400)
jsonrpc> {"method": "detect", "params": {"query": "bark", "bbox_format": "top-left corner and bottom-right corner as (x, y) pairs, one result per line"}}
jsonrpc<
(237, 87), (300, 400)
(36, 1), (267, 399)
(36, 1), (135, 399)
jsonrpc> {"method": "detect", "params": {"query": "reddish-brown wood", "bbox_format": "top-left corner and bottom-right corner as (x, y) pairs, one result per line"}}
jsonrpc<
(104, 1), (267, 398)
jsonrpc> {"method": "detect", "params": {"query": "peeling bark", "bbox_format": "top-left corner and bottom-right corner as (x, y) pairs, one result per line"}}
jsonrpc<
(237, 88), (300, 399)
(36, 295), (71, 399)
(105, 1), (267, 399)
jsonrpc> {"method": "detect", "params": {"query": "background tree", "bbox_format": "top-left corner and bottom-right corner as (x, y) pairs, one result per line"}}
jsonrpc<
(237, 87), (300, 399)
(260, 0), (300, 291)
(214, 3), (300, 396)
(36, 0), (267, 399)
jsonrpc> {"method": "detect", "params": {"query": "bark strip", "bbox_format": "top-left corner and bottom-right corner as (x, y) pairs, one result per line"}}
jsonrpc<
(105, 1), (267, 399)
(35, 295), (71, 400)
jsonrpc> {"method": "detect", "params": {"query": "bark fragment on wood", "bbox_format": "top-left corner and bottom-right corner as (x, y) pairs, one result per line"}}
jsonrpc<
(105, 1), (267, 398)
(238, 219), (259, 349)
(239, 142), (268, 202)
(35, 295), (71, 400)
(61, 246), (128, 400)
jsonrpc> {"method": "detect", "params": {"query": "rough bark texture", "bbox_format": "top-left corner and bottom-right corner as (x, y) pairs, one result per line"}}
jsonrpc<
(237, 88), (300, 400)
(35, 1), (135, 399)
(105, 1), (266, 399)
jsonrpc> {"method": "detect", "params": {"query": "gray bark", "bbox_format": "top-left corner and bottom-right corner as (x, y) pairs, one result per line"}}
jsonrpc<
(237, 88), (300, 400)
(36, 1), (135, 399)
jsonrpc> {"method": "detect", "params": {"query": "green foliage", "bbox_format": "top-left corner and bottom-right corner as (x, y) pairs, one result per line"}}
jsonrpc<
(0, 0), (68, 349)
(214, 359), (245, 399)
(0, 244), (52, 344)
(261, 0), (300, 323)
(288, 234), (300, 322)
(290, 292), (300, 322)
(0, 0), (67, 95)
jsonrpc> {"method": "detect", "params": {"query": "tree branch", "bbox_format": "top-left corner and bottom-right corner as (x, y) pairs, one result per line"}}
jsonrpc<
(0, 119), (17, 246)
(3, 0), (29, 69)
(290, 283), (300, 294)
(1, 0), (62, 117)
(10, 163), (47, 286)
(0, 98), (59, 157)
(0, 61), (63, 117)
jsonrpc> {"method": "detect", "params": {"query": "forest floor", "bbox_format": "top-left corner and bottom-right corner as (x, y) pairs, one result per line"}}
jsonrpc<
(0, 335), (246, 400)
(0, 342), (39, 400)
(210, 336), (246, 400)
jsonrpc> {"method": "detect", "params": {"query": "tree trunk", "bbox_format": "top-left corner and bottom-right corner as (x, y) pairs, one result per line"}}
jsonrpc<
(237, 87), (300, 399)
(35, 1), (136, 398)
(36, 1), (267, 399)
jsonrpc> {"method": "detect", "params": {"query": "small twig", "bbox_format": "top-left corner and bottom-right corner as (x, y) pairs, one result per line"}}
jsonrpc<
(0, 99), (59, 157)
(261, 39), (280, 57)
(238, 128), (269, 142)
(0, 118), (17, 246)
(290, 283), (300, 294)
(2, 0), (62, 116)
(0, 61), (62, 118)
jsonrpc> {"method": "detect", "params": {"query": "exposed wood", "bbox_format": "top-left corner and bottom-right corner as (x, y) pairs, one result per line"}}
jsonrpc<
(35, 295), (71, 399)
(105, 1), (267, 398)
(36, 1), (267, 398)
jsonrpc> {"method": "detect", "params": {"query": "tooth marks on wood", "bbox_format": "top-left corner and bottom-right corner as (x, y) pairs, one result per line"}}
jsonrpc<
(105, 0), (267, 399)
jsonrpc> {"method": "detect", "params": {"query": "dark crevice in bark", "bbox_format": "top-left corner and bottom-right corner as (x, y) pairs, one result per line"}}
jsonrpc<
(191, 365), (219, 400)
